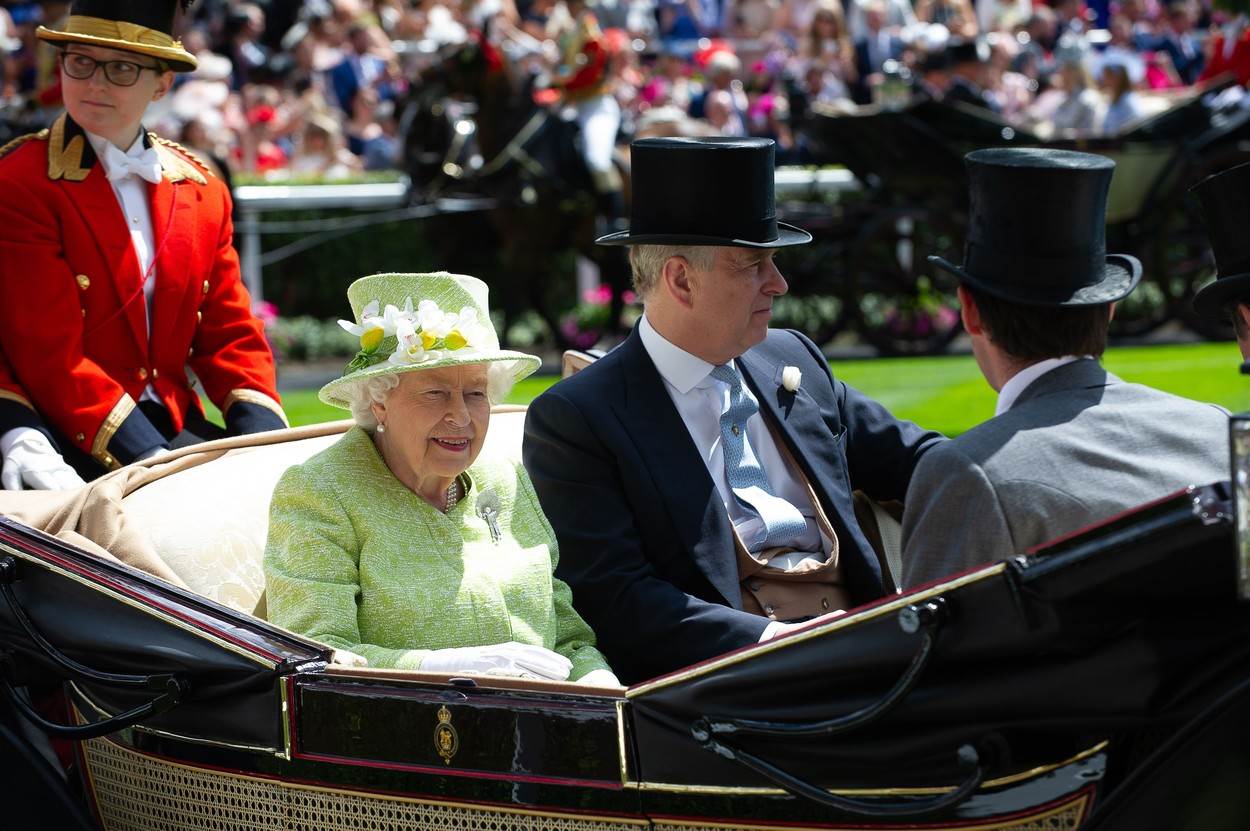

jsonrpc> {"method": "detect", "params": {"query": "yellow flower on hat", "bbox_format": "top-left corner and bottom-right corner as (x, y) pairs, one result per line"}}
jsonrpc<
(339, 298), (415, 354)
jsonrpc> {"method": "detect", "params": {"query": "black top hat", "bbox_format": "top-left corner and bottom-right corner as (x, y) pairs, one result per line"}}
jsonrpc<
(929, 148), (1141, 306)
(596, 137), (812, 248)
(38, 0), (197, 72)
(1191, 161), (1250, 318)
(945, 37), (990, 66)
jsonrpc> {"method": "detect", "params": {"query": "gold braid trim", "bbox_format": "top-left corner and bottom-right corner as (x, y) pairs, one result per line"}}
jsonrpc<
(56, 17), (180, 49)
(91, 394), (137, 470)
(150, 138), (207, 185)
(47, 114), (89, 182)
(223, 389), (290, 427)
(0, 129), (47, 162)
(150, 135), (210, 184)
(0, 390), (35, 410)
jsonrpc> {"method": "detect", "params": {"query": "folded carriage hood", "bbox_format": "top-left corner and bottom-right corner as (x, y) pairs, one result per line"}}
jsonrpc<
(0, 516), (331, 755)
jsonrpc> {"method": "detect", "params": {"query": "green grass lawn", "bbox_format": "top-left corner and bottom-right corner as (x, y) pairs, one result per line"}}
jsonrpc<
(251, 342), (1246, 438)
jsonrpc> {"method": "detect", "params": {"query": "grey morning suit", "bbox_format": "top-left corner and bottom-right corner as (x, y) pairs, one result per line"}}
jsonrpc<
(901, 358), (1229, 588)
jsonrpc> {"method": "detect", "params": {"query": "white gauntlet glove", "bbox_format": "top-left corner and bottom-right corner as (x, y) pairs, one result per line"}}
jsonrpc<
(576, 669), (621, 687)
(419, 642), (573, 681)
(0, 428), (86, 491)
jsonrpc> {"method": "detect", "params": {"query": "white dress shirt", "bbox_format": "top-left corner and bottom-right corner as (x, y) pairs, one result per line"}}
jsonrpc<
(638, 314), (830, 567)
(995, 356), (1085, 416)
(86, 130), (163, 404)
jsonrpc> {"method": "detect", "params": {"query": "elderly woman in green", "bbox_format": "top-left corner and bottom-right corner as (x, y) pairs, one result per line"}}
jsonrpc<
(264, 272), (617, 685)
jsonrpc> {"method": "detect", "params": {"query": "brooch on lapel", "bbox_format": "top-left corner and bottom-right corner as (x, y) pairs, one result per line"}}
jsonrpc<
(781, 366), (802, 393)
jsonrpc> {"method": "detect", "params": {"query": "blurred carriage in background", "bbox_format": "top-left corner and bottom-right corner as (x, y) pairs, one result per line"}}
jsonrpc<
(789, 78), (1250, 354)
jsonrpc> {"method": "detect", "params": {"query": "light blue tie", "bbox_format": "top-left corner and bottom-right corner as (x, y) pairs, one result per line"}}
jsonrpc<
(709, 363), (808, 550)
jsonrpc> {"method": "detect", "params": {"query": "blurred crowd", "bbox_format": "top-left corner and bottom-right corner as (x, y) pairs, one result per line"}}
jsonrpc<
(0, 0), (1244, 179)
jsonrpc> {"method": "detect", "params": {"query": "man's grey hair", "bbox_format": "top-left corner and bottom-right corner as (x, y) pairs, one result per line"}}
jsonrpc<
(345, 363), (518, 430)
(628, 245), (716, 299)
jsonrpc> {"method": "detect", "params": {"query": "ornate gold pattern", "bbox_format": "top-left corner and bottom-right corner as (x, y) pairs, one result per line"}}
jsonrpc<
(0, 389), (34, 410)
(81, 736), (649, 830)
(37, 16), (195, 67)
(649, 793), (1088, 831)
(151, 134), (212, 176)
(150, 136), (208, 185)
(222, 389), (290, 427)
(91, 393), (137, 467)
(0, 129), (45, 162)
(434, 704), (459, 765)
(47, 115), (89, 182)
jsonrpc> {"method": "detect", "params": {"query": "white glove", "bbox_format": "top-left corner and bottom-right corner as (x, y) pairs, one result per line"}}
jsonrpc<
(577, 668), (621, 687)
(330, 649), (369, 668)
(0, 428), (86, 491)
(135, 445), (172, 463)
(419, 642), (572, 681)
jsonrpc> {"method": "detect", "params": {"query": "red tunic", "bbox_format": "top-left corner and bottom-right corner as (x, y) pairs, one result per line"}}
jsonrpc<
(0, 114), (285, 473)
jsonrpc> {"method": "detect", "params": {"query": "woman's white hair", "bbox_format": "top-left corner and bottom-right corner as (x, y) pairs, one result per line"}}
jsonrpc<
(345, 363), (518, 430)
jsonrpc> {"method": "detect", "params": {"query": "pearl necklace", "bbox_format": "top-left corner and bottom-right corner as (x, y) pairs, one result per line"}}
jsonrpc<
(444, 478), (461, 512)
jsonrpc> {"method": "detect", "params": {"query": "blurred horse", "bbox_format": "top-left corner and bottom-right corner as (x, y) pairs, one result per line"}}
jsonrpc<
(401, 37), (631, 348)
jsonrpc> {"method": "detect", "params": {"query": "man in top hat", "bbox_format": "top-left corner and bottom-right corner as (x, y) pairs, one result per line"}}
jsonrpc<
(900, 148), (1229, 588)
(1191, 161), (1250, 362)
(523, 137), (944, 684)
(942, 38), (1001, 113)
(0, 0), (287, 489)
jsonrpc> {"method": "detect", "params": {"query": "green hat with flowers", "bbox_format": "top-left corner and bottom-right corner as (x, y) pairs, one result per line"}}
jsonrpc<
(318, 272), (541, 409)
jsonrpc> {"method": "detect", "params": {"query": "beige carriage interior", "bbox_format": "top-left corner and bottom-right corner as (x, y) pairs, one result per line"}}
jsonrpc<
(0, 406), (529, 624)
(138, 406), (531, 618)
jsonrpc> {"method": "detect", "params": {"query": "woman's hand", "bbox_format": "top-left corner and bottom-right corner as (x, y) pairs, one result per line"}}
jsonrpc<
(576, 669), (621, 687)
(330, 649), (369, 667)
(420, 642), (573, 681)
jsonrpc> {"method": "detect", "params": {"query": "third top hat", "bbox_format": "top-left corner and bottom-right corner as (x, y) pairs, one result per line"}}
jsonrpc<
(595, 137), (812, 249)
(1191, 161), (1250, 319)
(928, 147), (1141, 306)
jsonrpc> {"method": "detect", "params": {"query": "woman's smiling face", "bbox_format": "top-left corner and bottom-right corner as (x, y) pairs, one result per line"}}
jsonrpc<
(371, 364), (492, 499)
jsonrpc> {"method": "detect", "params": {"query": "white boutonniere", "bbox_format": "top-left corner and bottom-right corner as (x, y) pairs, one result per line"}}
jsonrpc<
(781, 366), (802, 393)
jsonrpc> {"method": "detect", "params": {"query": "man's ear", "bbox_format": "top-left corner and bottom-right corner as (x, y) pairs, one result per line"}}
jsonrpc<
(661, 256), (695, 310)
(957, 284), (982, 336)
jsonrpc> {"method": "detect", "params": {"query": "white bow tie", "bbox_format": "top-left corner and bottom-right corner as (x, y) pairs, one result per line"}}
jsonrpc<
(104, 144), (162, 184)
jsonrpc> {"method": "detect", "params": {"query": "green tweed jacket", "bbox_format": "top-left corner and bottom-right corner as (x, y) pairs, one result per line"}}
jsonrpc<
(264, 426), (612, 679)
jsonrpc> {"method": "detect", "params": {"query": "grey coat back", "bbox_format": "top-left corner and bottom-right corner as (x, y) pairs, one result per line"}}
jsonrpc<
(901, 359), (1230, 587)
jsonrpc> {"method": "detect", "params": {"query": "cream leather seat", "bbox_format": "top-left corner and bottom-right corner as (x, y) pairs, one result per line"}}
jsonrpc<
(119, 407), (530, 618)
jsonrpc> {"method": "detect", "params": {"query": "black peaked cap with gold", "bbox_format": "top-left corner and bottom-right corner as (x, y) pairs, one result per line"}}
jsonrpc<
(37, 0), (198, 73)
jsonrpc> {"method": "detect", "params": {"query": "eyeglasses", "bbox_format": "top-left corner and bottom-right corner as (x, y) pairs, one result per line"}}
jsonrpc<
(59, 51), (162, 87)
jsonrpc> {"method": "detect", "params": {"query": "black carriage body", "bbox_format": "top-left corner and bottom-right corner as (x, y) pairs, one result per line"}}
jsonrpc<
(3, 480), (1250, 830)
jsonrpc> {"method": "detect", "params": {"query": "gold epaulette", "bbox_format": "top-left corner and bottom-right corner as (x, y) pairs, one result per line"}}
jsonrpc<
(0, 129), (49, 162)
(149, 134), (214, 177)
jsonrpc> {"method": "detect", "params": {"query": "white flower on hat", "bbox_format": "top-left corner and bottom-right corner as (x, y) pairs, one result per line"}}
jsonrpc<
(338, 298), (412, 353)
(388, 317), (427, 366)
(781, 365), (802, 393)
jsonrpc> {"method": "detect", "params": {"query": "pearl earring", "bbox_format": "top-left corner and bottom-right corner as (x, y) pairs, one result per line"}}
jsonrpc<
(376, 423), (386, 434)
